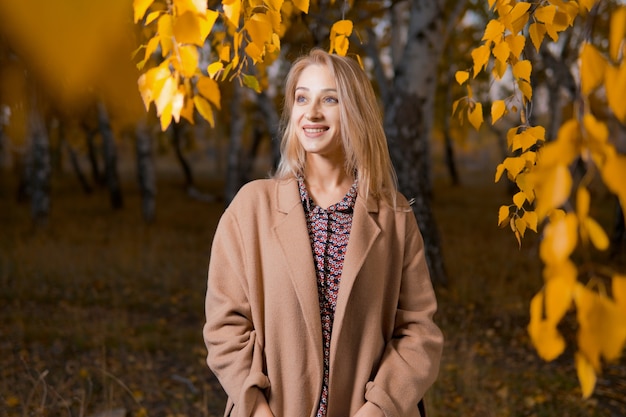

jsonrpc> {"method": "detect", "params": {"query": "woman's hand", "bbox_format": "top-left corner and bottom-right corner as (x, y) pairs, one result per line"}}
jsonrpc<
(353, 401), (385, 417)
(251, 389), (275, 417)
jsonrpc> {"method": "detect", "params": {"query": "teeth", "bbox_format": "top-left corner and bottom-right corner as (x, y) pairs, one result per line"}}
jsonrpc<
(304, 128), (326, 133)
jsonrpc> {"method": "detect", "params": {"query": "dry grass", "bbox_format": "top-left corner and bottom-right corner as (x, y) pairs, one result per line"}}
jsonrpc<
(1, 157), (623, 416)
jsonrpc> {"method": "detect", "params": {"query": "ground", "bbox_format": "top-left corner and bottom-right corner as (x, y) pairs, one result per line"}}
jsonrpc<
(1, 160), (625, 417)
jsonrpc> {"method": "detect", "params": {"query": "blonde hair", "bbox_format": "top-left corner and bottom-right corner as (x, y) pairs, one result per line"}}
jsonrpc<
(273, 49), (398, 205)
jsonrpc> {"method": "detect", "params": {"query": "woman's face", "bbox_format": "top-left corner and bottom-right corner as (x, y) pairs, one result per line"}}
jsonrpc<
(291, 64), (343, 162)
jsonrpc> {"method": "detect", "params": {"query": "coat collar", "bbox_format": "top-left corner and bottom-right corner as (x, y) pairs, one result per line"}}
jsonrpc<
(273, 178), (382, 360)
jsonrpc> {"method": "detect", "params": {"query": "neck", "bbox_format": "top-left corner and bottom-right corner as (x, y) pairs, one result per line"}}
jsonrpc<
(303, 155), (353, 189)
(302, 155), (355, 209)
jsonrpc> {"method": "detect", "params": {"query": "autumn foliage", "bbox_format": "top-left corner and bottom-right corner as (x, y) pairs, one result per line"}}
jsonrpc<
(454, 0), (626, 397)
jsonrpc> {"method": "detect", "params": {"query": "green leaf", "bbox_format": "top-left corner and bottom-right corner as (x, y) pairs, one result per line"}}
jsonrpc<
(242, 74), (261, 93)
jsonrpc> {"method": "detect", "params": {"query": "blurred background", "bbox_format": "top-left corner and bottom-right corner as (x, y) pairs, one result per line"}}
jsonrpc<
(1, 1), (625, 416)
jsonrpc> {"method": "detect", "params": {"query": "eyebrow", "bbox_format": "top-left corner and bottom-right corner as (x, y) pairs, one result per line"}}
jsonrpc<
(295, 86), (338, 93)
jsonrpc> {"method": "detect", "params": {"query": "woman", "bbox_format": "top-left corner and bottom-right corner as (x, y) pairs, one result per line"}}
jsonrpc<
(203, 49), (443, 417)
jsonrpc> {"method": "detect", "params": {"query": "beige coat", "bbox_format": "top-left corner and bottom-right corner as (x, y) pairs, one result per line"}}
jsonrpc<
(203, 178), (443, 417)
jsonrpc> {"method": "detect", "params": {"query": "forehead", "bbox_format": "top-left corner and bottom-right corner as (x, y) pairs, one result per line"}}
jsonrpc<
(295, 64), (336, 90)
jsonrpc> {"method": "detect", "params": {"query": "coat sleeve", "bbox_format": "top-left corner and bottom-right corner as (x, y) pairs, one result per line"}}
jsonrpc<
(203, 209), (270, 417)
(365, 211), (444, 416)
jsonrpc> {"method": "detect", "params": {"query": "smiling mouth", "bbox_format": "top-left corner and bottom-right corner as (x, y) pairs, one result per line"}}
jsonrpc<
(303, 127), (328, 133)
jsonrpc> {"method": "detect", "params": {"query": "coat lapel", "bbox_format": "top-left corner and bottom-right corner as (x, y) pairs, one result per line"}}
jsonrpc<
(332, 194), (381, 339)
(272, 179), (323, 365)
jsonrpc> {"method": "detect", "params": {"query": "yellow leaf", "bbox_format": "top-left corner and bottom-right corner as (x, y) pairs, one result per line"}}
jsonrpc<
(518, 79), (533, 101)
(482, 19), (505, 44)
(144, 36), (160, 62)
(194, 95), (215, 127)
(471, 45), (491, 77)
(245, 40), (265, 63)
(575, 285), (626, 369)
(199, 9), (219, 42)
(609, 7), (626, 62)
(513, 191), (526, 209)
(180, 96), (195, 124)
(207, 61), (223, 78)
(246, 13), (273, 46)
(291, 0), (310, 13)
(575, 352), (597, 399)
(605, 61), (626, 123)
(492, 41), (511, 66)
(468, 102), (483, 130)
(134, 0), (154, 22)
(145, 11), (162, 25)
(502, 156), (526, 179)
(529, 23), (547, 52)
(613, 274), (626, 312)
(577, 186), (590, 220)
(330, 20), (353, 56)
(580, 43), (607, 96)
(495, 163), (505, 182)
(159, 101), (173, 131)
(545, 274), (575, 324)
(158, 15), (174, 56)
(602, 153), (626, 211)
(528, 290), (566, 361)
(535, 5), (556, 25)
(583, 113), (608, 144)
(544, 21), (560, 42)
(491, 100), (506, 124)
(492, 59), (508, 80)
(504, 2), (531, 33)
(505, 34), (526, 58)
(223, 0), (242, 27)
(219, 44), (231, 62)
(137, 65), (171, 110)
(534, 163), (573, 220)
(522, 210), (538, 232)
(539, 212), (578, 264)
(515, 217), (527, 237)
(333, 35), (350, 56)
(331, 19), (353, 35)
(498, 205), (510, 226)
(513, 60), (532, 82)
(196, 75), (221, 109)
(176, 45), (199, 77)
(173, 11), (202, 45)
(455, 70), (469, 85)
(584, 217), (609, 251)
(266, 0), (284, 11)
(171, 88), (185, 123)
(155, 75), (177, 117)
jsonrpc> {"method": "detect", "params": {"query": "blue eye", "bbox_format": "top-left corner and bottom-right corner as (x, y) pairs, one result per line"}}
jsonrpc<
(324, 96), (338, 104)
(295, 95), (307, 103)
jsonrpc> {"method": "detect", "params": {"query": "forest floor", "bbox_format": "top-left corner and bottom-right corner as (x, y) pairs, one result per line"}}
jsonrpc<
(1, 161), (625, 417)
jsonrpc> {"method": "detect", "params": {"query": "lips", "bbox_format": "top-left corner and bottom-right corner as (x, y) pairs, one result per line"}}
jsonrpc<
(303, 125), (329, 134)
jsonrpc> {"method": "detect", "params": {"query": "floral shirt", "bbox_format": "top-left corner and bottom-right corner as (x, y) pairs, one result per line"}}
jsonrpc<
(298, 178), (358, 417)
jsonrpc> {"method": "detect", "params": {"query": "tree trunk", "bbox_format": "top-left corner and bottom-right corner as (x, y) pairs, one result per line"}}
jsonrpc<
(384, 0), (450, 286)
(136, 119), (156, 222)
(26, 96), (51, 225)
(225, 83), (245, 205)
(82, 123), (104, 186)
(172, 121), (195, 190)
(97, 101), (123, 209)
(443, 68), (460, 186)
(64, 139), (93, 194)
(256, 90), (281, 170)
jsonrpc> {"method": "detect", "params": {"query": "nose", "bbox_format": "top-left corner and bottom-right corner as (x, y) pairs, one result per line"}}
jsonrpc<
(305, 102), (322, 121)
